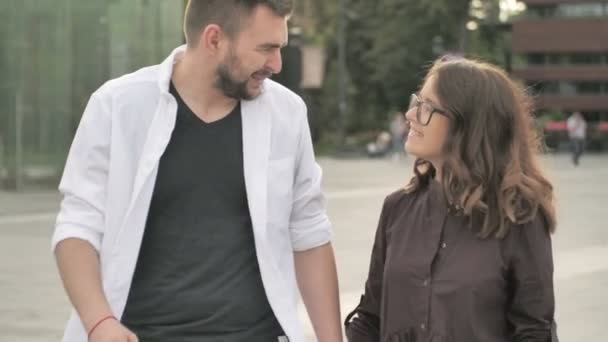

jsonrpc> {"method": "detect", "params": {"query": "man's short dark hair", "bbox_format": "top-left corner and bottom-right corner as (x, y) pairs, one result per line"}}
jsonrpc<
(184, 0), (294, 47)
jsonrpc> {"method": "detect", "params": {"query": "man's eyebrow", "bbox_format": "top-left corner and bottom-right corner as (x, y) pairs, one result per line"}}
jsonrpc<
(258, 42), (288, 49)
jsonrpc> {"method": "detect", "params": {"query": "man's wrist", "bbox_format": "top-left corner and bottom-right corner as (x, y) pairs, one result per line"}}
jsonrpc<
(87, 315), (117, 338)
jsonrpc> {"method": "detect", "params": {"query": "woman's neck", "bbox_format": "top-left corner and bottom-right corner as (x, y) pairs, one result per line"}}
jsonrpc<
(430, 159), (443, 182)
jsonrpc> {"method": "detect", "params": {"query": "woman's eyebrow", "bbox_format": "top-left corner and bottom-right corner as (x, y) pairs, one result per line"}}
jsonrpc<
(419, 93), (438, 106)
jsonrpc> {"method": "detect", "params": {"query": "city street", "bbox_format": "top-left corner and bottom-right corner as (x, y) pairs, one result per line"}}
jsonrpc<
(1, 154), (607, 341)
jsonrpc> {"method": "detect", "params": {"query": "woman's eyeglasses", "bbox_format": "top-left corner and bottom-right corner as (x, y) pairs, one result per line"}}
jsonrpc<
(407, 93), (448, 126)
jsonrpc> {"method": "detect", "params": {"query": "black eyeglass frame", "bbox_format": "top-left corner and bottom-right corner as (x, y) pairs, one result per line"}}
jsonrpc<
(407, 93), (449, 126)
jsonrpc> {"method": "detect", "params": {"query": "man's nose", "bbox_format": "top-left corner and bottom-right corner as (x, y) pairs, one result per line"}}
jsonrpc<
(267, 49), (283, 74)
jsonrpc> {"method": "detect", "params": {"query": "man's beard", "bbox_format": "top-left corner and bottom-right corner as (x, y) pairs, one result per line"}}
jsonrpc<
(216, 62), (253, 100)
(215, 53), (272, 100)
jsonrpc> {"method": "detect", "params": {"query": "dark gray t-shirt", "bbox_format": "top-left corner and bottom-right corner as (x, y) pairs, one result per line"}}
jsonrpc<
(121, 83), (284, 342)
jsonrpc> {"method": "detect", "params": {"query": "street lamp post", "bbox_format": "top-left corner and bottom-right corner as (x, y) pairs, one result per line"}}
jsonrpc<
(337, 0), (347, 147)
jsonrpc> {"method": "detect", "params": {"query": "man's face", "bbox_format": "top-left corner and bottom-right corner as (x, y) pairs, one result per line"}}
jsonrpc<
(215, 5), (288, 100)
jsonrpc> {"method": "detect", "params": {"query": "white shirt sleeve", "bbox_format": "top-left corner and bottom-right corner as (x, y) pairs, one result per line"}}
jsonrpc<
(288, 101), (332, 251)
(51, 90), (111, 252)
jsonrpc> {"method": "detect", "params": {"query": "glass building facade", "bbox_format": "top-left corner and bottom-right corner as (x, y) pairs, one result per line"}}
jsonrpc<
(0, 0), (184, 189)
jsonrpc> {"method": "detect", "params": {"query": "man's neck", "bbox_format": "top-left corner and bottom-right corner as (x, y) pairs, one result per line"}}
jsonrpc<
(171, 52), (238, 122)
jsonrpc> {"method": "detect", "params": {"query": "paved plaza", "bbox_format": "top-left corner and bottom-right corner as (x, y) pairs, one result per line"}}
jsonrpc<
(1, 154), (607, 341)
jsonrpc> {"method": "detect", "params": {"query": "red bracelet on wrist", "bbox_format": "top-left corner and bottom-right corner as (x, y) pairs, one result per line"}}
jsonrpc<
(87, 315), (116, 338)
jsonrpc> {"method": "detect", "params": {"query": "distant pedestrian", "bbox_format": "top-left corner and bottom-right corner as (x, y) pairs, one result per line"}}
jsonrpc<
(567, 111), (587, 166)
(389, 111), (407, 161)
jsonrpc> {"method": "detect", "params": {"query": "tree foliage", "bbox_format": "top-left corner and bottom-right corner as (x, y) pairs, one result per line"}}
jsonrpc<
(299, 0), (504, 145)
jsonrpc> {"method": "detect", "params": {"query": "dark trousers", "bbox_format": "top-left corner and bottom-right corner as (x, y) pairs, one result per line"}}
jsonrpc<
(570, 138), (585, 166)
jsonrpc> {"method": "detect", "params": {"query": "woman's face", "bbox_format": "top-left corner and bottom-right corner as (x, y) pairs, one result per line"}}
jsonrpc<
(405, 75), (451, 164)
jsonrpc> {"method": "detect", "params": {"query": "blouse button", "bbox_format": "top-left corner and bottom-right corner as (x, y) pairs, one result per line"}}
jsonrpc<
(441, 242), (447, 248)
(421, 323), (427, 331)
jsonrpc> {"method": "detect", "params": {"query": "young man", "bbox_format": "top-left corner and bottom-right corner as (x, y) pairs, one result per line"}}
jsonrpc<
(53, 1), (342, 341)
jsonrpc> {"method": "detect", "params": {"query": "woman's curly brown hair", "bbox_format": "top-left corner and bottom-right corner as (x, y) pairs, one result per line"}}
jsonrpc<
(405, 58), (556, 238)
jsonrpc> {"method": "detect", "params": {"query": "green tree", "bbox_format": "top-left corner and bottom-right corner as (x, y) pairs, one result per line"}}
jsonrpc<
(298, 0), (507, 148)
(316, 0), (470, 144)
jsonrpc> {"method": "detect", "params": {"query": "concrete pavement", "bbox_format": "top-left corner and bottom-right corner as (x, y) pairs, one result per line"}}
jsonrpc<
(1, 154), (607, 341)
(306, 154), (608, 341)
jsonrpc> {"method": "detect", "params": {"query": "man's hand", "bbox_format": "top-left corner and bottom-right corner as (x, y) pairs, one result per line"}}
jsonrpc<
(89, 318), (139, 342)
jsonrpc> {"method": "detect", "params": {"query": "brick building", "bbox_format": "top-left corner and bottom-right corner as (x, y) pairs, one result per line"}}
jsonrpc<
(511, 0), (608, 122)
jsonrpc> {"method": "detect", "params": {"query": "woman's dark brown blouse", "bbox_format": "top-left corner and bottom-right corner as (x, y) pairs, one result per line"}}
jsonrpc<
(345, 181), (556, 342)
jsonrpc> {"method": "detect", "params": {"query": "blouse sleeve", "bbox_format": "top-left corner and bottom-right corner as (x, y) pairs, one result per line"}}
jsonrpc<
(507, 215), (557, 342)
(345, 195), (396, 342)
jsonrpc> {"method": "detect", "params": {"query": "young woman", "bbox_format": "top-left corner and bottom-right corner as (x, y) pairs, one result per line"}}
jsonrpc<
(345, 58), (557, 342)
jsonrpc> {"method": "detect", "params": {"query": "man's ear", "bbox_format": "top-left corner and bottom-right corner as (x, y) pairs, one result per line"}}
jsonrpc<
(200, 24), (224, 53)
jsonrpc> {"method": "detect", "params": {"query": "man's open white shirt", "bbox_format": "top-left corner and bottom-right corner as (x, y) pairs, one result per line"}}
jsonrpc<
(52, 45), (332, 342)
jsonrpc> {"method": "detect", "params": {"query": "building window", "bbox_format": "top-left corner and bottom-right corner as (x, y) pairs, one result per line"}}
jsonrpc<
(584, 112), (600, 121)
(527, 53), (546, 65)
(569, 53), (603, 65)
(560, 82), (577, 96)
(576, 82), (602, 94)
(529, 81), (560, 95)
(529, 81), (543, 95)
(529, 81), (608, 95)
(558, 4), (605, 18)
(547, 54), (564, 65)
(520, 53), (607, 66)
(527, 5), (557, 18)
(527, 3), (608, 18)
